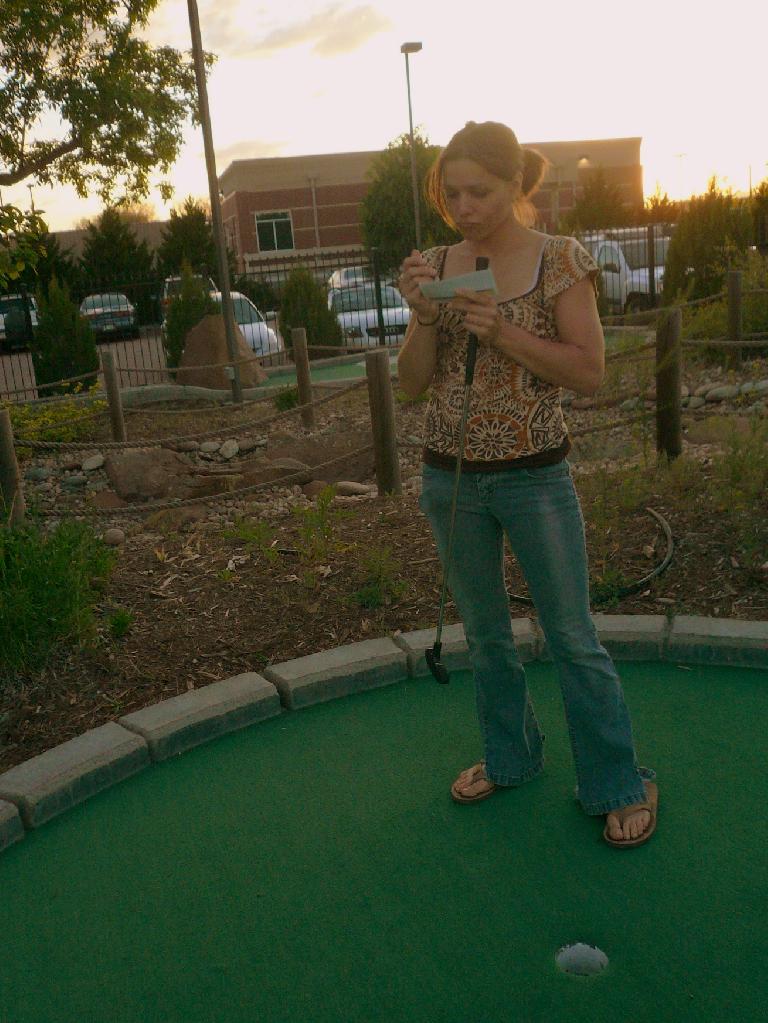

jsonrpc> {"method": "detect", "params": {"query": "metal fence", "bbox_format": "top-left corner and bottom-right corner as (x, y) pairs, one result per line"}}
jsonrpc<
(0, 246), (401, 400)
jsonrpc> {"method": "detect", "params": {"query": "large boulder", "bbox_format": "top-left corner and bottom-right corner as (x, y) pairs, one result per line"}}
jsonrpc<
(104, 448), (192, 501)
(175, 314), (268, 390)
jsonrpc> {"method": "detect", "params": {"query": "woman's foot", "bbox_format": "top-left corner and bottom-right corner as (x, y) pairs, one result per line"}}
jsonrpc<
(450, 763), (497, 803)
(605, 804), (651, 842)
(603, 782), (658, 848)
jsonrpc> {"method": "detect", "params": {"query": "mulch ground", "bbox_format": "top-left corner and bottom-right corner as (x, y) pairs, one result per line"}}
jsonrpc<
(1, 356), (766, 773)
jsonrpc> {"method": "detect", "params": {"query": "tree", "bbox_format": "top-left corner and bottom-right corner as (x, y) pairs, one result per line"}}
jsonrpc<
(563, 167), (628, 231)
(0, 1), (201, 203)
(0, 205), (47, 289)
(157, 197), (217, 279)
(279, 269), (342, 356)
(361, 131), (459, 271)
(163, 264), (217, 368)
(663, 179), (754, 301)
(18, 228), (81, 299)
(31, 277), (98, 392)
(79, 209), (154, 289)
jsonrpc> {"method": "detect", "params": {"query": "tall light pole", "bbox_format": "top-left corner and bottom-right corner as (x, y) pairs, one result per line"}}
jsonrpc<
(187, 0), (242, 403)
(401, 41), (423, 251)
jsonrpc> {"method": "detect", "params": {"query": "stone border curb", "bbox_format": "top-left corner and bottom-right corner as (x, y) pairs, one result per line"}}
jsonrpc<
(262, 637), (407, 709)
(1, 615), (766, 853)
(393, 618), (539, 678)
(117, 673), (282, 762)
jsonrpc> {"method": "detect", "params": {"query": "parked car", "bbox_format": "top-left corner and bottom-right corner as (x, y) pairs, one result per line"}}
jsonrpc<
(0, 293), (39, 350)
(79, 293), (139, 339)
(161, 274), (216, 322)
(213, 291), (282, 357)
(582, 229), (672, 314)
(326, 266), (373, 291)
(328, 284), (410, 345)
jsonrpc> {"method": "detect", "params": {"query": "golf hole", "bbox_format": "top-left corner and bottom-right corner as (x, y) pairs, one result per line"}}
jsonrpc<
(555, 942), (609, 977)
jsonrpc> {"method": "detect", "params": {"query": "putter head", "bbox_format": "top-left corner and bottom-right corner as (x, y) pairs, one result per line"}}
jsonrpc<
(425, 644), (450, 684)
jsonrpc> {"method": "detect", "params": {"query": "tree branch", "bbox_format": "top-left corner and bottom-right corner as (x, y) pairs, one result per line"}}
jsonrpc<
(0, 136), (82, 186)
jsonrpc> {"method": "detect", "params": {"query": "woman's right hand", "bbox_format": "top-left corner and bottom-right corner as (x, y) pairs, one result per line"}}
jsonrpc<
(398, 250), (439, 321)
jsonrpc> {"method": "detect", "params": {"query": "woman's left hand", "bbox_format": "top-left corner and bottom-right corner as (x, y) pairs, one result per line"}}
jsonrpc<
(450, 289), (503, 347)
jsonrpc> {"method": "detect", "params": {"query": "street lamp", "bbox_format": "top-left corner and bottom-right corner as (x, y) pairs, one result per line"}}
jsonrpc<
(400, 41), (423, 250)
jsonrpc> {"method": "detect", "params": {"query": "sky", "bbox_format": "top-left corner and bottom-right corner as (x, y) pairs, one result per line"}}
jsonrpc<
(3, 0), (767, 230)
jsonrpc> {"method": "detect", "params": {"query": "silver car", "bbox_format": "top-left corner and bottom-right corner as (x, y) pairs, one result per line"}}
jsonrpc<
(329, 284), (410, 345)
(213, 291), (282, 356)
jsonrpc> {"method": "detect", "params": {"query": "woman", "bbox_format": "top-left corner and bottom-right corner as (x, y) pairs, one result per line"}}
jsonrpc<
(397, 120), (658, 849)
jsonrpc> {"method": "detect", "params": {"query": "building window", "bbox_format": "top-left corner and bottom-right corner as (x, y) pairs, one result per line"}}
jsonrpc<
(255, 211), (294, 252)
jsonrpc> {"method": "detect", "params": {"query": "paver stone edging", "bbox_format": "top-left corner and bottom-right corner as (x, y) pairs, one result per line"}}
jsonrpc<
(0, 722), (149, 831)
(262, 637), (408, 709)
(1, 615), (766, 854)
(117, 673), (282, 762)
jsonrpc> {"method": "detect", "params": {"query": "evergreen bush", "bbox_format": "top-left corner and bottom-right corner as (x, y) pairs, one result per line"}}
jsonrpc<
(163, 264), (217, 368)
(278, 268), (342, 357)
(30, 276), (99, 393)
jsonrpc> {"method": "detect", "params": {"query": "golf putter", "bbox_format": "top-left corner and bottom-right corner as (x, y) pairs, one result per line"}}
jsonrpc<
(426, 256), (489, 684)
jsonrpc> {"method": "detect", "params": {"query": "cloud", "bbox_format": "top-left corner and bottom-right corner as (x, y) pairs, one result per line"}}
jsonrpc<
(214, 139), (288, 164)
(253, 4), (392, 57)
(180, 2), (391, 60)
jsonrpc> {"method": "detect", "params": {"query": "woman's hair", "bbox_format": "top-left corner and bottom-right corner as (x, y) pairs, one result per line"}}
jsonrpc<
(425, 121), (549, 229)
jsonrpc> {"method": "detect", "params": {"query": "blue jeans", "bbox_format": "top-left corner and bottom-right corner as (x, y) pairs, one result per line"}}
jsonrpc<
(419, 459), (655, 816)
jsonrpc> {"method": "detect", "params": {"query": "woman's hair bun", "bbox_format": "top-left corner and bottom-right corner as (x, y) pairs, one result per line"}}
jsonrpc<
(521, 148), (548, 199)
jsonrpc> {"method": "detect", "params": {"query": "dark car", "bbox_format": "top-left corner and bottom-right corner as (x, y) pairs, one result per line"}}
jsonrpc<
(79, 293), (139, 339)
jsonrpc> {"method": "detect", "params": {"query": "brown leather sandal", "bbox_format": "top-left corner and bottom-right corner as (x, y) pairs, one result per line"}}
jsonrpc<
(603, 781), (659, 848)
(450, 762), (498, 804)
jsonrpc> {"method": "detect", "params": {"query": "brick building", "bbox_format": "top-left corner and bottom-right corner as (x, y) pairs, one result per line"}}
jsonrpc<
(219, 137), (643, 273)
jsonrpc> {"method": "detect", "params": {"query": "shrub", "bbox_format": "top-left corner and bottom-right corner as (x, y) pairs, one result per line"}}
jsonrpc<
(30, 276), (99, 393)
(3, 386), (107, 457)
(274, 385), (300, 411)
(663, 180), (753, 302)
(0, 519), (115, 684)
(233, 275), (279, 314)
(681, 250), (768, 348)
(278, 268), (342, 357)
(163, 263), (217, 368)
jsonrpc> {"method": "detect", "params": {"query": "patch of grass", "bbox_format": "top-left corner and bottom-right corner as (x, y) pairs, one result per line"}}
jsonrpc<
(350, 545), (406, 608)
(274, 385), (300, 411)
(108, 609), (134, 639)
(293, 485), (346, 563)
(223, 518), (278, 562)
(0, 518), (115, 684)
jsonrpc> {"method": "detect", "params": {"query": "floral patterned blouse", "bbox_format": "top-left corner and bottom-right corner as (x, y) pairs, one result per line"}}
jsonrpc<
(421, 235), (600, 471)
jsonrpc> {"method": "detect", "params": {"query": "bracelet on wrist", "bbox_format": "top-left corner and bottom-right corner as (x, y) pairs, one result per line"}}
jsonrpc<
(416, 310), (440, 327)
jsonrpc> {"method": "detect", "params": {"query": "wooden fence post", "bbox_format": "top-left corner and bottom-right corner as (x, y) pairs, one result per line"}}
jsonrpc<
(0, 409), (26, 526)
(101, 349), (127, 442)
(655, 306), (683, 461)
(365, 349), (401, 495)
(291, 328), (315, 429)
(727, 269), (743, 370)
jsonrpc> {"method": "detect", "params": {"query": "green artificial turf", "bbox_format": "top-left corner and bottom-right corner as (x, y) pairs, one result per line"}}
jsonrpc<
(2, 661), (766, 1023)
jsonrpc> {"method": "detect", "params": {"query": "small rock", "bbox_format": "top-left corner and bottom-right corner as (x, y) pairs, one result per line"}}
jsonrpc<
(620, 398), (640, 412)
(681, 383), (690, 398)
(62, 474), (88, 488)
(61, 458), (81, 471)
(102, 528), (125, 546)
(754, 379), (768, 394)
(302, 480), (329, 499)
(238, 437), (268, 453)
(81, 453), (105, 472)
(688, 395), (706, 409)
(24, 466), (51, 481)
(335, 481), (374, 496)
(173, 440), (200, 452)
(740, 382), (757, 395)
(706, 384), (740, 402)
(220, 439), (239, 460)
(571, 397), (594, 410)
(694, 383), (714, 398)
(200, 441), (221, 453)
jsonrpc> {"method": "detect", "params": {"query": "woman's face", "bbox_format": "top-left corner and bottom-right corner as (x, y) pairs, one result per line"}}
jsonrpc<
(442, 158), (521, 241)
